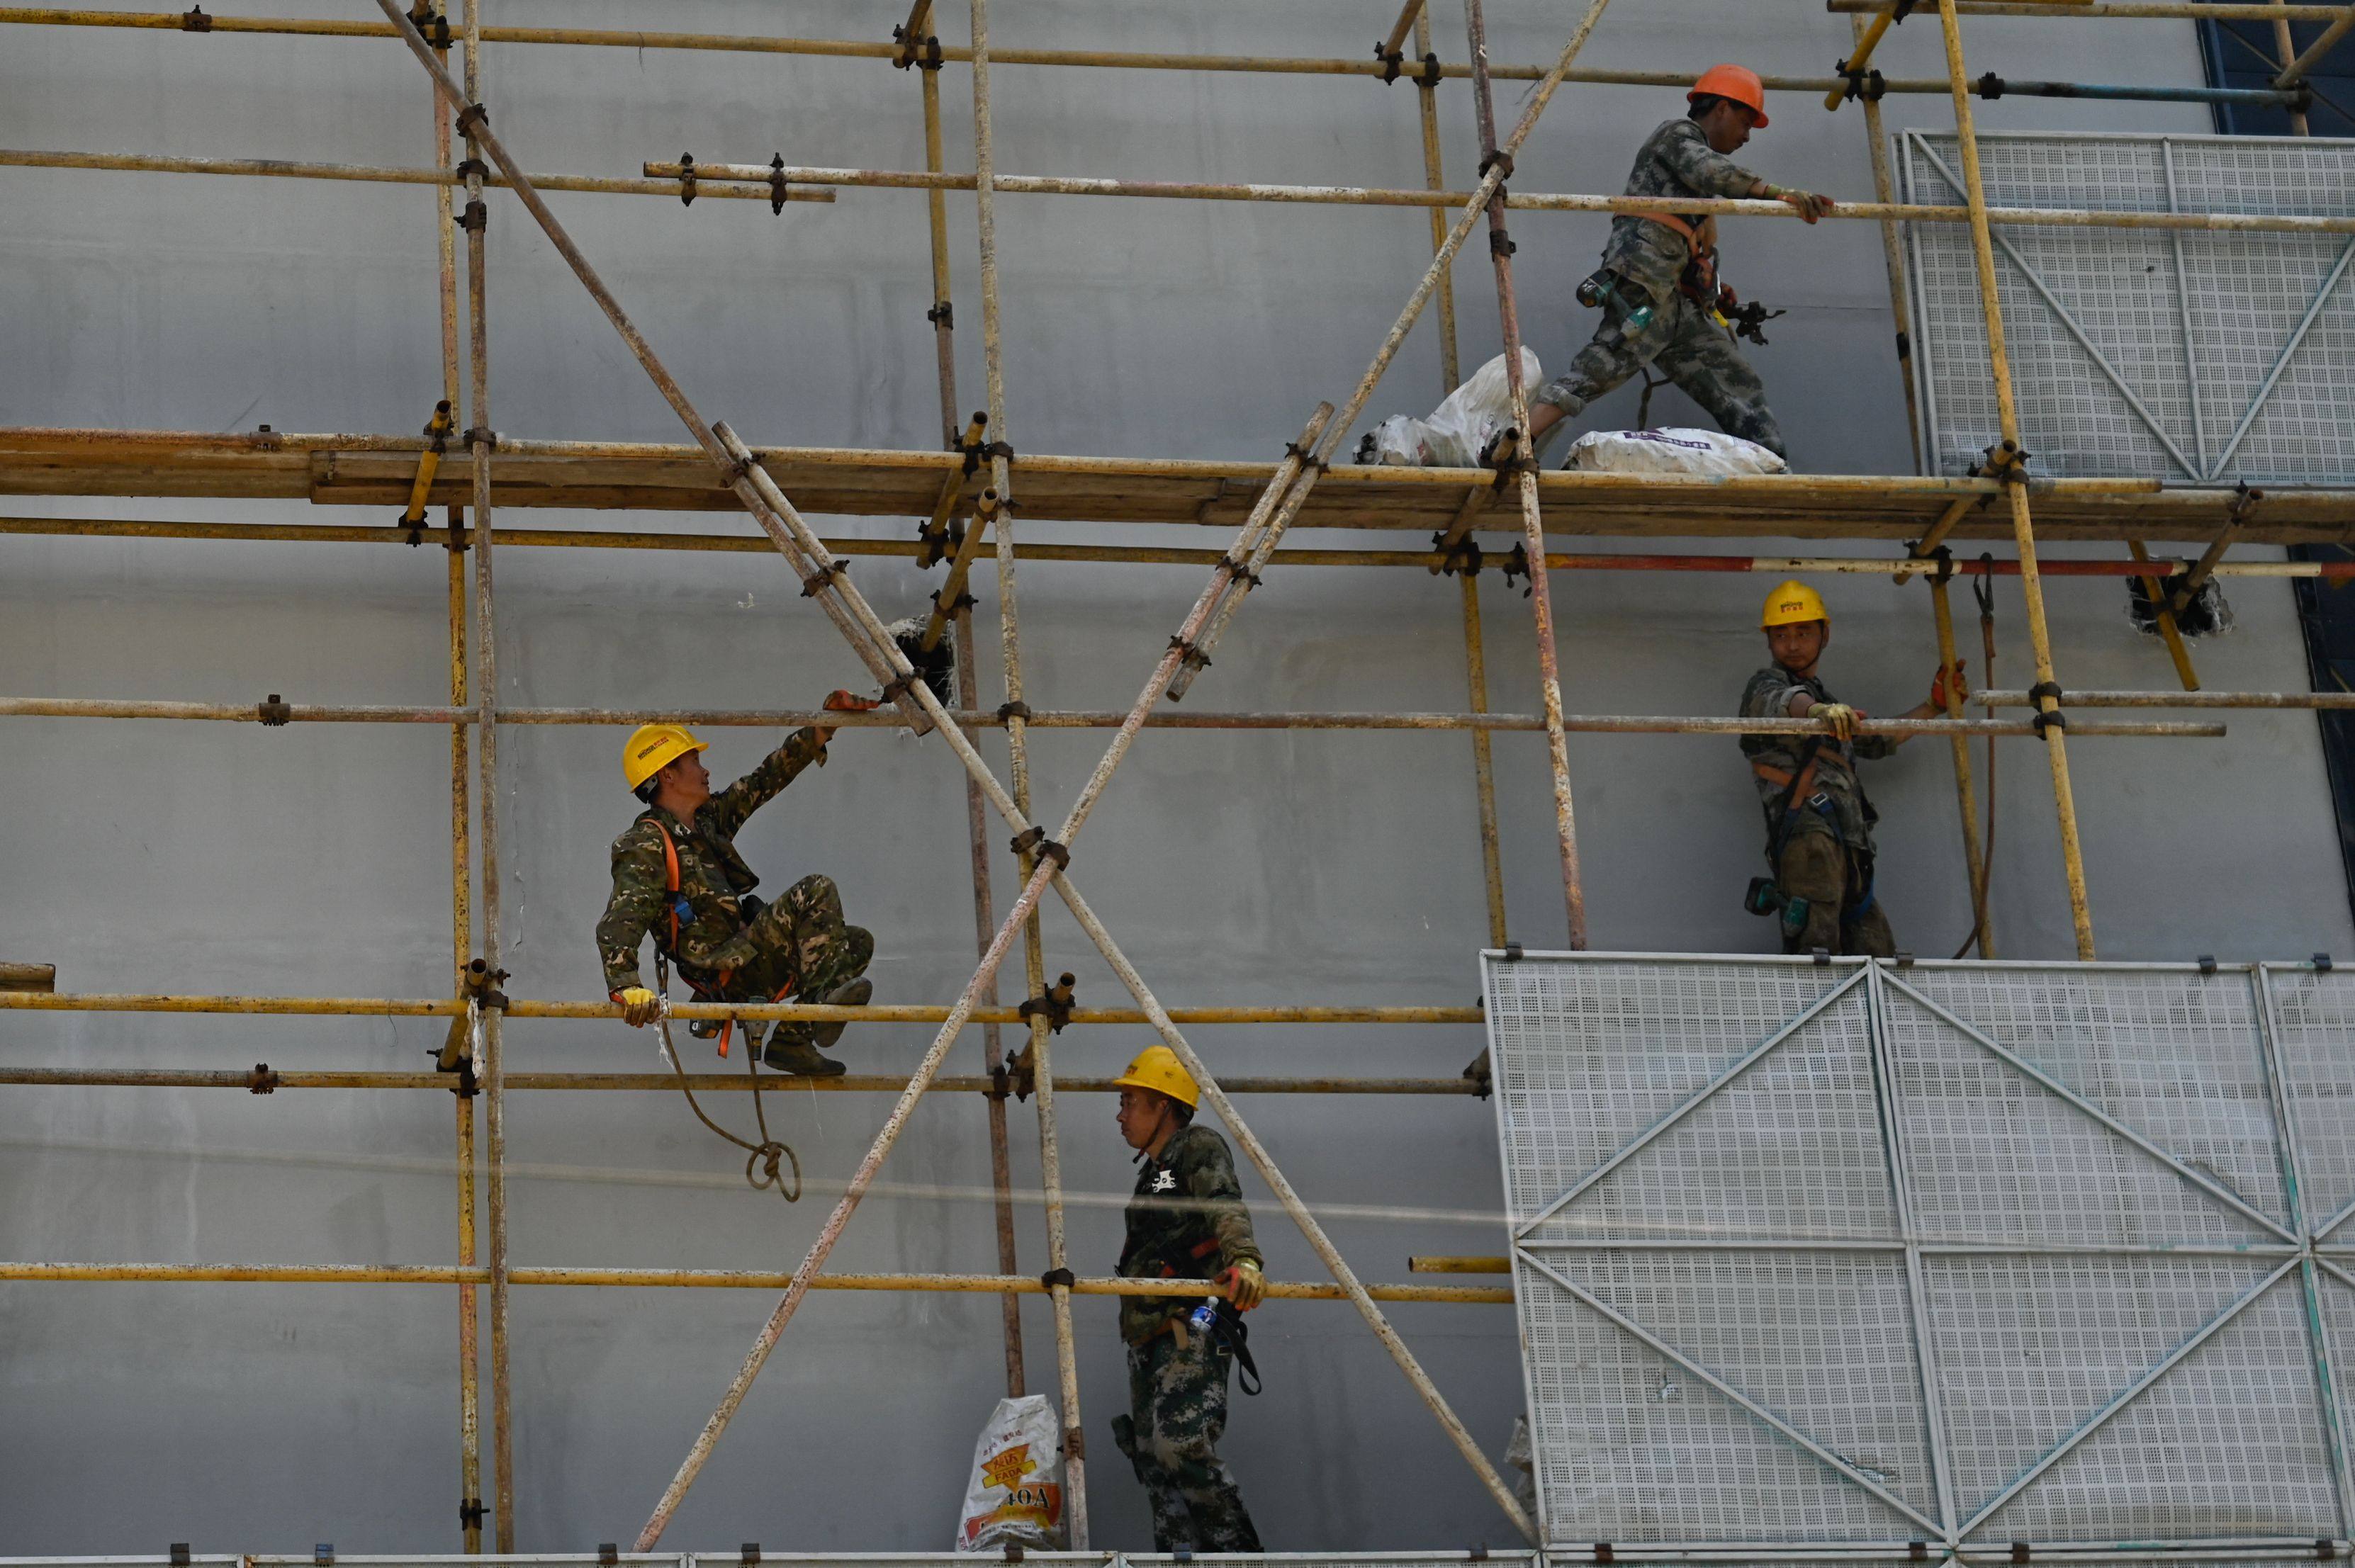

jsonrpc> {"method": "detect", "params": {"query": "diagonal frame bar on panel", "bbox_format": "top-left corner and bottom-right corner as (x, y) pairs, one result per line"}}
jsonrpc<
(2204, 234), (2355, 481)
(1514, 1250), (1946, 1538)
(1511, 966), (1872, 1241)
(1880, 971), (2300, 1244)
(2252, 964), (2355, 1537)
(1956, 1255), (2303, 1538)
(361, 0), (1612, 1546)
(1862, 962), (1963, 1544)
(1911, 139), (2203, 480)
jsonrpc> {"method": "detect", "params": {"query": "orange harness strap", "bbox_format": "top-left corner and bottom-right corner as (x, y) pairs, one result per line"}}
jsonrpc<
(652, 818), (780, 1059)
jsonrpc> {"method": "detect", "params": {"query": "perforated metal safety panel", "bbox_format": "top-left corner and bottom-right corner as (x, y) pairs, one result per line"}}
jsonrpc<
(1899, 132), (2355, 485)
(1483, 954), (2355, 1555)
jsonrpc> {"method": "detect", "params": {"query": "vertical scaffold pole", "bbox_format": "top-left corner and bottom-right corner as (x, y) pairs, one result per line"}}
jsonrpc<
(430, 0), (483, 1546)
(456, 0), (515, 1543)
(2274, 0), (2315, 136)
(1463, 0), (1587, 947)
(911, 0), (1026, 1401)
(969, 0), (1085, 1538)
(1850, 15), (1992, 954)
(1414, 8), (1509, 947)
(1931, 0), (2096, 958)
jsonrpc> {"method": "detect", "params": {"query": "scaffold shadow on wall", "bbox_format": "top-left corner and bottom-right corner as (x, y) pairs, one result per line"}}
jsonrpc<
(1900, 131), (2355, 486)
(1482, 953), (2355, 1555)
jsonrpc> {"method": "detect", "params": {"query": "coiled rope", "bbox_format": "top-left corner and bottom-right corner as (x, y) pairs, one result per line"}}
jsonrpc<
(651, 952), (801, 1202)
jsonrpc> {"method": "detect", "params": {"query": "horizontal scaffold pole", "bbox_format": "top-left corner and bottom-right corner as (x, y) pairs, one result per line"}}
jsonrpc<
(1, 6), (2303, 93)
(12, 514), (2350, 580)
(649, 159), (2355, 235)
(0, 1261), (1513, 1303)
(0, 698), (2223, 738)
(0, 1067), (1482, 1095)
(0, 992), (1485, 1022)
(1982, 689), (2355, 709)
(1828, 0), (2354, 17)
(0, 147), (834, 203)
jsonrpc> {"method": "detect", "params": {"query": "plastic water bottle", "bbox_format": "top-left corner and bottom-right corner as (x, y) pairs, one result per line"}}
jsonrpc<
(1188, 1302), (1220, 1336)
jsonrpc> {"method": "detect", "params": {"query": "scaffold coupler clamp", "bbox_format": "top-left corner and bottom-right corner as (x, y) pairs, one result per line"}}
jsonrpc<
(1837, 63), (1888, 103)
(2230, 478), (2266, 523)
(1417, 53), (1442, 88)
(677, 152), (698, 207)
(1005, 1037), (1038, 1100)
(1500, 541), (1533, 597)
(248, 1063), (281, 1095)
(1432, 532), (1483, 579)
(181, 5), (211, 30)
(1218, 550), (1262, 590)
(957, 412), (993, 475)
(1169, 632), (1210, 679)
(1977, 440), (2032, 487)
(768, 154), (789, 215)
(405, 0), (451, 50)
(1008, 825), (1070, 872)
(2028, 679), (2066, 739)
(1976, 71), (2006, 101)
(1376, 40), (1405, 84)
(454, 102), (489, 140)
(257, 694), (293, 726)
(799, 558), (848, 598)
(1018, 971), (1078, 1037)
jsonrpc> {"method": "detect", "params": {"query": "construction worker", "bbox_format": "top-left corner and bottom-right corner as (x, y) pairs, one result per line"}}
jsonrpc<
(1111, 1047), (1266, 1552)
(1523, 65), (1836, 462)
(1741, 581), (1962, 957)
(597, 705), (875, 1076)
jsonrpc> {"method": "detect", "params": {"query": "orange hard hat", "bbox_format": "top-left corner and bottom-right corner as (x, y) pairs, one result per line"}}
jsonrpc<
(1690, 63), (1768, 127)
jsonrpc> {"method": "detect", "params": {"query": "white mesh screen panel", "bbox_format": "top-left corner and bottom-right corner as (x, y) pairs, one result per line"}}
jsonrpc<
(1484, 955), (2351, 1553)
(1900, 132), (2355, 483)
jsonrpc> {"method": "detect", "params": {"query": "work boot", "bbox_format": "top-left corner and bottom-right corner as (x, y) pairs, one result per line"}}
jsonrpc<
(760, 978), (872, 1076)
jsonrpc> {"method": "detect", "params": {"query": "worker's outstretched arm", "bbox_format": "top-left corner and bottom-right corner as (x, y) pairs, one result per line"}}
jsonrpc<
(705, 726), (828, 839)
(596, 822), (670, 995)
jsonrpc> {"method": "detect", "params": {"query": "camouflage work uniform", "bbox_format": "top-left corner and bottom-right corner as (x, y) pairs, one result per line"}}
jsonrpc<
(595, 728), (874, 1051)
(1112, 1122), (1264, 1552)
(1536, 118), (1784, 458)
(1739, 668), (1897, 957)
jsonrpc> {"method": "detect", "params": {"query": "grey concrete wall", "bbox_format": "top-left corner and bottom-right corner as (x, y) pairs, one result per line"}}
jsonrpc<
(2, 0), (2346, 1555)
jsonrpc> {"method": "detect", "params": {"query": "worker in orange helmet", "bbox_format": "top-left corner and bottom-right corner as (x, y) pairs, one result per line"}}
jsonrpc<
(1523, 65), (1837, 463)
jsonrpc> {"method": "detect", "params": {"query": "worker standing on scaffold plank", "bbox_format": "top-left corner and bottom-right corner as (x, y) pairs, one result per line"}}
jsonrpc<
(1111, 1047), (1266, 1552)
(1741, 582), (1962, 958)
(597, 709), (876, 1076)
(1522, 65), (1836, 463)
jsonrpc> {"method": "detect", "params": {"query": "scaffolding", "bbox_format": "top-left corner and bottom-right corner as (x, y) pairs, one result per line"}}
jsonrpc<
(1, 0), (2351, 1552)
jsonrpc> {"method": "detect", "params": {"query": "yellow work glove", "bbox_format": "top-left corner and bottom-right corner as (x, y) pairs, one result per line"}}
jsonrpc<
(1219, 1260), (1266, 1313)
(1772, 186), (1836, 223)
(612, 986), (662, 1028)
(1813, 701), (1860, 743)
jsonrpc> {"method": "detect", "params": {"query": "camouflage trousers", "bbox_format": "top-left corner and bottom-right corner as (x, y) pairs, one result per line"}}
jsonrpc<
(1775, 823), (1896, 958)
(1113, 1325), (1261, 1552)
(1536, 281), (1786, 458)
(688, 873), (873, 1049)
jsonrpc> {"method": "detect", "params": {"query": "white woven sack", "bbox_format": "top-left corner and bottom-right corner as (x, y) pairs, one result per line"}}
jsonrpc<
(1565, 426), (1787, 476)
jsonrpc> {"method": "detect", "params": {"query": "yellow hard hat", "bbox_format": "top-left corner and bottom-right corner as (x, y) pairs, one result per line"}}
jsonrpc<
(622, 723), (708, 792)
(1760, 579), (1829, 629)
(1111, 1045), (1199, 1110)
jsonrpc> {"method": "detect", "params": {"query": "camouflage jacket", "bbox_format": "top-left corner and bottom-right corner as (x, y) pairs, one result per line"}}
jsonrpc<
(1740, 667), (1891, 853)
(1116, 1123), (1263, 1343)
(595, 728), (828, 994)
(1599, 118), (1763, 306)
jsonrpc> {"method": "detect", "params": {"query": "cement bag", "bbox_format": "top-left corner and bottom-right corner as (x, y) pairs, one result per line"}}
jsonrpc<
(1564, 426), (1787, 476)
(1360, 348), (1544, 468)
(953, 1394), (1067, 1552)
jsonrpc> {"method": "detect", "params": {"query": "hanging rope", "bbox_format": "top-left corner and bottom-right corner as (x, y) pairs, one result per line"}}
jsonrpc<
(1952, 558), (2000, 960)
(653, 952), (801, 1202)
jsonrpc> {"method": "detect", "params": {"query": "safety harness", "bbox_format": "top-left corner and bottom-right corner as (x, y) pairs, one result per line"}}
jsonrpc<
(649, 817), (789, 1059)
(1641, 212), (1721, 300)
(1746, 732), (1879, 937)
(1125, 1166), (1265, 1394)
